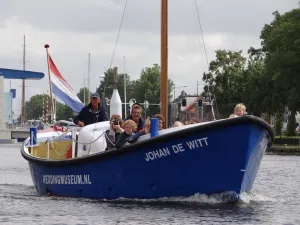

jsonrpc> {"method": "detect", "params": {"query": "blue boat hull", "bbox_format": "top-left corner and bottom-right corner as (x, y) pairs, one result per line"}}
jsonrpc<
(21, 116), (273, 200)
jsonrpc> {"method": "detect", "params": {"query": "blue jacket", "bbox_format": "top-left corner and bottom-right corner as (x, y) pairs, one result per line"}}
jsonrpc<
(124, 115), (145, 132)
(73, 103), (109, 126)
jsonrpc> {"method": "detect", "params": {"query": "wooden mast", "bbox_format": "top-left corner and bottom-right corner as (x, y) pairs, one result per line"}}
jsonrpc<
(160, 0), (168, 128)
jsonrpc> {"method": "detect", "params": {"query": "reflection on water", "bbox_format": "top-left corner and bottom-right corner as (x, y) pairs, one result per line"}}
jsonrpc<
(0, 144), (299, 225)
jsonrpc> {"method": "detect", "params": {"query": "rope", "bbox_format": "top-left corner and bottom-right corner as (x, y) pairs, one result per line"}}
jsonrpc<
(109, 0), (128, 69)
(192, 0), (218, 120)
(193, 0), (210, 70)
(104, 0), (128, 99)
(30, 127), (106, 147)
(72, 131), (106, 145)
(29, 128), (107, 157)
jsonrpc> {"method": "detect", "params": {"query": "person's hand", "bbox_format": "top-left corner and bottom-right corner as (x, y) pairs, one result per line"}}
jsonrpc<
(78, 121), (84, 127)
(113, 124), (122, 133)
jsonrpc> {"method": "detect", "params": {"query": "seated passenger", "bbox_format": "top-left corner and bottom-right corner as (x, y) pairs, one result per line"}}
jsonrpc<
(189, 118), (200, 124)
(229, 103), (247, 118)
(105, 115), (124, 151)
(173, 121), (184, 127)
(153, 114), (165, 130)
(124, 103), (145, 132)
(139, 115), (164, 135)
(115, 120), (136, 148)
(139, 117), (151, 135)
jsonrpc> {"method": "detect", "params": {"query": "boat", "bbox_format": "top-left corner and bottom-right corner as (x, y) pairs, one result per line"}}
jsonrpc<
(21, 115), (273, 200)
(20, 0), (274, 200)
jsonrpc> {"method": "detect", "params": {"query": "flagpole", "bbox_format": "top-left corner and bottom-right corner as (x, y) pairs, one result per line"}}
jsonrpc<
(44, 44), (54, 123)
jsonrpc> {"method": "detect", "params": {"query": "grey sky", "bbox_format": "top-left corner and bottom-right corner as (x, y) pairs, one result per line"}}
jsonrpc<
(0, 0), (298, 117)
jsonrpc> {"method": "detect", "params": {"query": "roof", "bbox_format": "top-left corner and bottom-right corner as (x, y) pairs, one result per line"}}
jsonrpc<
(0, 68), (44, 80)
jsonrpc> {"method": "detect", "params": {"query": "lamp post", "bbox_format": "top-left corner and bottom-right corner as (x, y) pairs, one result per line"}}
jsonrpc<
(83, 77), (88, 104)
(173, 85), (187, 101)
(197, 81), (203, 96)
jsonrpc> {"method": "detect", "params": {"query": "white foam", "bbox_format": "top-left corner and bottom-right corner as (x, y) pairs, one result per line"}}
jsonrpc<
(104, 191), (240, 204)
(239, 192), (293, 204)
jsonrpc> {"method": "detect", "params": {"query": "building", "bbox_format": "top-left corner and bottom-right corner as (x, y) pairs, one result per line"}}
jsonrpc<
(4, 92), (12, 123)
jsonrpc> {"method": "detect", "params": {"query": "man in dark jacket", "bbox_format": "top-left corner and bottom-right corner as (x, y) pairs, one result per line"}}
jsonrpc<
(73, 93), (109, 127)
(124, 103), (145, 132)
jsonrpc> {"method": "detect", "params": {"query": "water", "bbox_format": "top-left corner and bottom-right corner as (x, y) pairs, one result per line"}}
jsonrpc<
(0, 144), (299, 225)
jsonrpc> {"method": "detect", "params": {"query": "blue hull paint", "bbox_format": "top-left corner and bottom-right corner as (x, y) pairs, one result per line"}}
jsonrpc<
(22, 117), (273, 200)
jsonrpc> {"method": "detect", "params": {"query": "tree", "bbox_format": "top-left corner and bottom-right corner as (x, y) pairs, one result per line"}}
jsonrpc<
(25, 94), (47, 120)
(242, 47), (272, 117)
(25, 94), (75, 122)
(55, 102), (73, 121)
(96, 64), (174, 118)
(260, 9), (300, 135)
(97, 68), (136, 117)
(77, 87), (91, 105)
(133, 64), (174, 117)
(202, 50), (246, 117)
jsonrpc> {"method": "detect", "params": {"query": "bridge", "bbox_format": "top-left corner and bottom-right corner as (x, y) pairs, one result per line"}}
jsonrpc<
(0, 68), (45, 143)
(0, 129), (30, 143)
(0, 68), (45, 130)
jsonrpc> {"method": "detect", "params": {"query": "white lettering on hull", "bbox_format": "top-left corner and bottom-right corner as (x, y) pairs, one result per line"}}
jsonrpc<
(145, 137), (209, 162)
(42, 174), (92, 185)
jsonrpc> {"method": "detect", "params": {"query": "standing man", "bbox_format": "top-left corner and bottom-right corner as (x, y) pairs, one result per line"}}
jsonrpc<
(73, 92), (109, 127)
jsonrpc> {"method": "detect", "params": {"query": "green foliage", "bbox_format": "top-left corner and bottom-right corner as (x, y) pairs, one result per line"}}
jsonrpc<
(97, 68), (136, 116)
(55, 103), (73, 121)
(77, 87), (91, 105)
(97, 64), (174, 118)
(25, 94), (74, 122)
(133, 64), (174, 117)
(275, 113), (283, 136)
(25, 94), (46, 120)
(202, 49), (247, 117)
(260, 9), (300, 135)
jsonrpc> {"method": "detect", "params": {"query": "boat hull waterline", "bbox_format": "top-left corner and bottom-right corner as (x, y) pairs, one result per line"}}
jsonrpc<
(21, 116), (274, 200)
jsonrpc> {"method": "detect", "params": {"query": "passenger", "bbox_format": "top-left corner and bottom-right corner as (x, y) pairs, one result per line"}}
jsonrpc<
(173, 121), (184, 127)
(189, 118), (201, 124)
(229, 103), (247, 118)
(115, 120), (137, 148)
(73, 92), (109, 127)
(124, 103), (145, 132)
(139, 115), (163, 136)
(104, 115), (124, 151)
(153, 114), (165, 130)
(139, 117), (151, 135)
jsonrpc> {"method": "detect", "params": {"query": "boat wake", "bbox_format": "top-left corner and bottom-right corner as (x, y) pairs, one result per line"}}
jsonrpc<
(239, 192), (293, 204)
(0, 184), (292, 206)
(103, 191), (293, 205)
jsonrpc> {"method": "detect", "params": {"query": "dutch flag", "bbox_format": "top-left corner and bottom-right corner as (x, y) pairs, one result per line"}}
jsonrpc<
(47, 53), (84, 113)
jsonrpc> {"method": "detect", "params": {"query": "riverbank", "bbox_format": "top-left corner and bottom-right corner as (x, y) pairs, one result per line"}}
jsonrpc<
(267, 144), (300, 155)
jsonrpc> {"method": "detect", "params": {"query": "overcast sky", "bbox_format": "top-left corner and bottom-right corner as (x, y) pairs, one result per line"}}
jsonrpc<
(0, 0), (297, 117)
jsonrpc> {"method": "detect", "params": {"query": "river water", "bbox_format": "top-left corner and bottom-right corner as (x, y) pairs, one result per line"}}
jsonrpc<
(0, 144), (299, 225)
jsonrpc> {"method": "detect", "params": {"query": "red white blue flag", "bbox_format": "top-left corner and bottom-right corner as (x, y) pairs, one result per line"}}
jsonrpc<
(47, 54), (84, 113)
